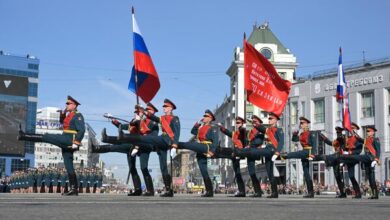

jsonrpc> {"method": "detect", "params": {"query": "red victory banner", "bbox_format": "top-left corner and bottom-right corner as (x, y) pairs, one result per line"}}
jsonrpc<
(244, 40), (291, 116)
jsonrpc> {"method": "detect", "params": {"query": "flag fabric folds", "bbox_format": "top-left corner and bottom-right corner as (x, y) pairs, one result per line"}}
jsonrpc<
(337, 48), (352, 131)
(128, 11), (160, 103)
(244, 40), (291, 116)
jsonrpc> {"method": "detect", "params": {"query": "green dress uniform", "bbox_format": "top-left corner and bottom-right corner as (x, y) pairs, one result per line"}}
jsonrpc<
(219, 124), (247, 197)
(18, 96), (85, 196)
(343, 132), (363, 198)
(318, 128), (347, 198)
(178, 110), (218, 197)
(235, 124), (284, 198)
(283, 127), (317, 198)
(119, 99), (180, 197)
(341, 126), (380, 199)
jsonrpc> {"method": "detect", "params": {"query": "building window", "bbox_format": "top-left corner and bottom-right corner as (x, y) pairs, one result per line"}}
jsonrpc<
(388, 89), (390, 115)
(246, 112), (253, 120)
(314, 99), (325, 123)
(290, 102), (298, 124)
(0, 158), (6, 177)
(301, 101), (306, 117)
(11, 159), (30, 173)
(279, 72), (286, 79)
(28, 63), (39, 70)
(260, 48), (272, 60)
(362, 92), (374, 118)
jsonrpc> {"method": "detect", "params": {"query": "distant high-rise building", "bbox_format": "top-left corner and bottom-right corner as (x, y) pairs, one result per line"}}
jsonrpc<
(0, 51), (39, 177)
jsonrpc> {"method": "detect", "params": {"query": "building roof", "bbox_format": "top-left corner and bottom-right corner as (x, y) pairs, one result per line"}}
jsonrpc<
(247, 22), (290, 54)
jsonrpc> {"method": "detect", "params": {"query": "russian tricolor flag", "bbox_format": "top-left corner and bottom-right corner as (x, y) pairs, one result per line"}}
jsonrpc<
(128, 8), (160, 103)
(336, 48), (352, 132)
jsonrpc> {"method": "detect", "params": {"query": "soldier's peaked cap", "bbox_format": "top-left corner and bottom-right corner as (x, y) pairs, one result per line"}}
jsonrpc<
(204, 109), (215, 121)
(351, 122), (360, 130)
(235, 116), (246, 123)
(367, 125), (377, 132)
(163, 99), (176, 110)
(67, 95), (80, 106)
(251, 115), (263, 123)
(269, 112), (280, 120)
(146, 102), (158, 112)
(299, 116), (311, 123)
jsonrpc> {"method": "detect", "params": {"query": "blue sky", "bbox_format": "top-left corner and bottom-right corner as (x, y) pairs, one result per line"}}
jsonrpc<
(1, 0), (389, 181)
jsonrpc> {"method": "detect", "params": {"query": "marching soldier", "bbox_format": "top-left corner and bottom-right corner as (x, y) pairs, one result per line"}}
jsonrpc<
(18, 95), (85, 196)
(343, 123), (364, 198)
(341, 125), (380, 199)
(281, 116), (317, 198)
(93, 103), (159, 196)
(177, 109), (218, 197)
(235, 112), (284, 198)
(318, 126), (347, 198)
(218, 116), (247, 197)
(119, 99), (180, 197)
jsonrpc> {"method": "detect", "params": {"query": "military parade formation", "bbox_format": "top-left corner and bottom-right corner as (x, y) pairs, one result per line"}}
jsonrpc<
(7, 167), (103, 194)
(13, 95), (381, 200)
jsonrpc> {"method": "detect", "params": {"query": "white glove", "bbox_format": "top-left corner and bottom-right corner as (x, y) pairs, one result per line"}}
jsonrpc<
(271, 154), (278, 162)
(308, 157), (313, 161)
(217, 123), (222, 127)
(134, 114), (141, 120)
(103, 113), (113, 118)
(371, 161), (377, 168)
(339, 163), (344, 167)
(71, 144), (79, 150)
(343, 151), (349, 155)
(235, 156), (241, 160)
(170, 148), (177, 158)
(131, 148), (139, 157)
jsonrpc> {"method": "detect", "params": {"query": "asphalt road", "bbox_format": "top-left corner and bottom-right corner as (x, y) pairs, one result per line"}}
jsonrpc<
(0, 194), (389, 220)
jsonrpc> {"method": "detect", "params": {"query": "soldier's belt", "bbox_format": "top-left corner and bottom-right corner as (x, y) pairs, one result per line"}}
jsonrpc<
(303, 146), (312, 150)
(63, 129), (77, 134)
(198, 141), (212, 144)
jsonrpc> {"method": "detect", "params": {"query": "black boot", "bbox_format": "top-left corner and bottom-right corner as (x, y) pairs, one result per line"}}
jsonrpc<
(267, 178), (278, 198)
(101, 128), (121, 144)
(17, 129), (43, 142)
(201, 177), (214, 197)
(303, 180), (314, 198)
(160, 175), (174, 197)
(40, 182), (45, 193)
(369, 188), (379, 199)
(64, 183), (69, 194)
(250, 177), (262, 198)
(128, 175), (142, 196)
(352, 180), (361, 199)
(142, 175), (155, 196)
(234, 174), (246, 197)
(63, 173), (78, 196)
(56, 183), (61, 193)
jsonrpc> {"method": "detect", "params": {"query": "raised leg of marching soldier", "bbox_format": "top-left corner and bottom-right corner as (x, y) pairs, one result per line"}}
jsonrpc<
(139, 150), (154, 196)
(346, 162), (361, 198)
(127, 152), (142, 196)
(247, 157), (262, 197)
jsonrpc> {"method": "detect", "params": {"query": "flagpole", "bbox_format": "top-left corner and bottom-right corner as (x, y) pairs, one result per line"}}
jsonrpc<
(126, 6), (139, 186)
(132, 6), (140, 106)
(243, 33), (247, 124)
